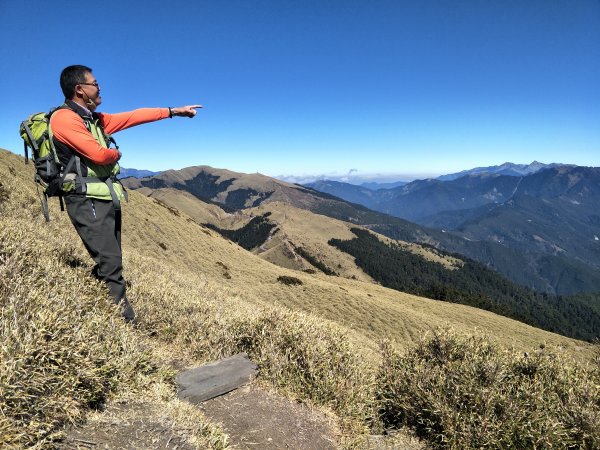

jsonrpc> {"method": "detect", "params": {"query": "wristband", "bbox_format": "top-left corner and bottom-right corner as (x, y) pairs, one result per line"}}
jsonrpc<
(168, 107), (173, 118)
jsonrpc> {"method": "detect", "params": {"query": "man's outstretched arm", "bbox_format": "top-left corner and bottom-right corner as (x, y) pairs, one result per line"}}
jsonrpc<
(100, 104), (203, 134)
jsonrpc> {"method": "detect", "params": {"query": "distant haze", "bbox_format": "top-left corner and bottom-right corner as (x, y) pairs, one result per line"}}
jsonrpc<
(275, 172), (440, 185)
(275, 161), (571, 185)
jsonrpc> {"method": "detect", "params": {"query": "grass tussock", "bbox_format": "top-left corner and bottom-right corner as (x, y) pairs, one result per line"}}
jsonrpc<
(277, 274), (303, 285)
(376, 327), (600, 449)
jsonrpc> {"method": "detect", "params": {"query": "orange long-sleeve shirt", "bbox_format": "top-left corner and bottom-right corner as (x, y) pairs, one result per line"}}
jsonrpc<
(50, 107), (170, 165)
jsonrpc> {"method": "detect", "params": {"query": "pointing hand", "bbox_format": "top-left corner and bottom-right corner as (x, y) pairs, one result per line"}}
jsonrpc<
(170, 105), (203, 118)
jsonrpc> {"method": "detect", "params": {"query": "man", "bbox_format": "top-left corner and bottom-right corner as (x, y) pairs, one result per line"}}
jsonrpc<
(50, 64), (201, 322)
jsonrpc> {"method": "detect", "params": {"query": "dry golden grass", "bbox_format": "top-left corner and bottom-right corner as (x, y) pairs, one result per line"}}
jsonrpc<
(0, 150), (228, 449)
(144, 187), (233, 223)
(378, 328), (600, 448)
(249, 201), (374, 281)
(2, 148), (599, 449)
(374, 233), (463, 270)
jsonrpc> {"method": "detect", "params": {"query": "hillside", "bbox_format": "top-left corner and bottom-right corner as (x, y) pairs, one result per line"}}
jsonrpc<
(123, 164), (600, 339)
(135, 186), (600, 340)
(121, 166), (543, 288)
(2, 148), (599, 448)
(3, 147), (591, 357)
(330, 228), (600, 341)
(137, 188), (454, 282)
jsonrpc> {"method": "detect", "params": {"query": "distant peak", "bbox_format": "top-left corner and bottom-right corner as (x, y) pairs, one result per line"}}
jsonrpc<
(498, 162), (517, 168)
(528, 161), (545, 168)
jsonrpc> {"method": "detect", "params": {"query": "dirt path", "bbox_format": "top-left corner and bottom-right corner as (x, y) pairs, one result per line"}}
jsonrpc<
(199, 383), (337, 449)
(58, 383), (338, 449)
(59, 403), (196, 450)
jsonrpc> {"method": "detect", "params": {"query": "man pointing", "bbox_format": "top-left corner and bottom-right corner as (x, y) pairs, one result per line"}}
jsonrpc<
(50, 64), (201, 322)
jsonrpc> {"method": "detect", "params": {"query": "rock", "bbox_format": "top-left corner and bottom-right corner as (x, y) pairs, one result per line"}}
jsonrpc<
(176, 353), (258, 403)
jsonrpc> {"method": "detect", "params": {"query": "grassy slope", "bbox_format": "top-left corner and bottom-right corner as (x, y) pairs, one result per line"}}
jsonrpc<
(2, 148), (597, 447)
(3, 147), (598, 358)
(134, 188), (485, 282)
(150, 189), (377, 280)
(0, 150), (227, 448)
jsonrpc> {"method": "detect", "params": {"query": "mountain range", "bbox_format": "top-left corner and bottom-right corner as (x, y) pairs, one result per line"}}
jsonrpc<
(304, 163), (600, 295)
(118, 167), (161, 179)
(436, 161), (571, 181)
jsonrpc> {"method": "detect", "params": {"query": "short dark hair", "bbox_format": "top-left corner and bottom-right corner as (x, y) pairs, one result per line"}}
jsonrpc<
(60, 65), (92, 99)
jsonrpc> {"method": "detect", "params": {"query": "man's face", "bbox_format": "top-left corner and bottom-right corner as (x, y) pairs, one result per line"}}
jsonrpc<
(77, 72), (102, 110)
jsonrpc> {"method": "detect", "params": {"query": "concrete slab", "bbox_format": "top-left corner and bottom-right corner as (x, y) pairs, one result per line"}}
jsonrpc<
(176, 353), (258, 403)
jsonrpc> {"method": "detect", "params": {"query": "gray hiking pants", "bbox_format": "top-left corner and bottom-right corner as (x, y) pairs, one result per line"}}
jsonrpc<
(64, 195), (135, 322)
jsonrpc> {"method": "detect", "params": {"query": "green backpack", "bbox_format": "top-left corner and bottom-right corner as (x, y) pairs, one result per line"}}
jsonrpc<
(19, 107), (73, 221)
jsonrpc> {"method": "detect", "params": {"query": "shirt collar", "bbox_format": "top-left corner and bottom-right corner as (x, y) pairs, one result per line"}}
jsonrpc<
(65, 99), (94, 119)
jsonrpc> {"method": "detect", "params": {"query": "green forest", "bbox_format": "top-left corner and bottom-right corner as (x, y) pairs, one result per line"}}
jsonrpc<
(329, 228), (600, 342)
(293, 246), (338, 276)
(204, 213), (277, 251)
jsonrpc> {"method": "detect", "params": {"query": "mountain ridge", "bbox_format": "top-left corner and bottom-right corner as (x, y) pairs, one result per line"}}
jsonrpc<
(4, 147), (588, 351)
(121, 164), (600, 296)
(437, 161), (570, 181)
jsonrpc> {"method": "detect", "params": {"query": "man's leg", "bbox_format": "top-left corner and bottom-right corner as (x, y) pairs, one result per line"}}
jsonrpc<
(64, 195), (135, 322)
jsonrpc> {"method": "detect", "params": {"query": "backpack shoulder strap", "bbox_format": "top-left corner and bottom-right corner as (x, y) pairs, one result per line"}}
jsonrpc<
(90, 111), (119, 150)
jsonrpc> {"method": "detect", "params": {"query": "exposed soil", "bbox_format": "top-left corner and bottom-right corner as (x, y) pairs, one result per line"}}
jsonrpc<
(199, 383), (337, 449)
(58, 383), (339, 449)
(59, 403), (195, 450)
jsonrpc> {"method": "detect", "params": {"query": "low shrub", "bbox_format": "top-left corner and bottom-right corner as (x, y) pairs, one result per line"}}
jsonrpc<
(277, 275), (303, 286)
(228, 309), (375, 427)
(376, 328), (600, 449)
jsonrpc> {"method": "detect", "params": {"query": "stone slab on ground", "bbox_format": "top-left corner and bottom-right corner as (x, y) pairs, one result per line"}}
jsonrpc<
(176, 352), (258, 403)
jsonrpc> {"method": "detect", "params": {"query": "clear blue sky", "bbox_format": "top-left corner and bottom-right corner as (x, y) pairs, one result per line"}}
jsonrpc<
(1, 0), (598, 180)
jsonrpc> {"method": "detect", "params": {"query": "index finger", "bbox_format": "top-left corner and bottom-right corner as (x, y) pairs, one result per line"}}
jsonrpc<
(189, 104), (203, 109)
